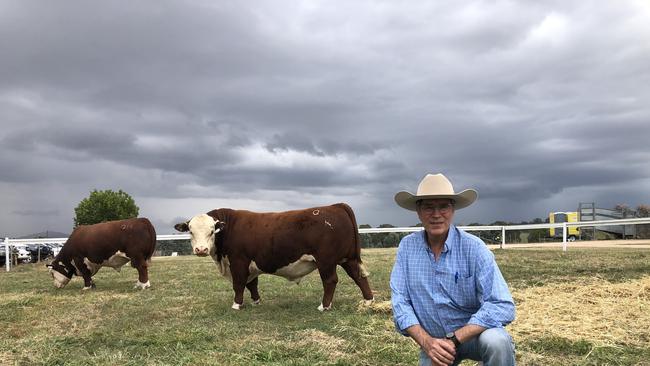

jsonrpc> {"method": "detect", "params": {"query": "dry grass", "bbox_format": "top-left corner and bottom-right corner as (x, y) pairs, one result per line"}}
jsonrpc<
(511, 275), (650, 348)
(360, 299), (392, 314)
(294, 329), (347, 360)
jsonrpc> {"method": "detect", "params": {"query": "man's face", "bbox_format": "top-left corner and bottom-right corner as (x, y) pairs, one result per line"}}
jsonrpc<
(416, 199), (455, 238)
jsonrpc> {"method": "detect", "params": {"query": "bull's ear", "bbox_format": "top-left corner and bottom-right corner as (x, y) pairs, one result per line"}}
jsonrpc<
(174, 222), (190, 232)
(215, 220), (226, 232)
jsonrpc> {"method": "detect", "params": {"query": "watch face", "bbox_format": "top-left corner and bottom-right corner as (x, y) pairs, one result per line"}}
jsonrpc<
(446, 332), (454, 339)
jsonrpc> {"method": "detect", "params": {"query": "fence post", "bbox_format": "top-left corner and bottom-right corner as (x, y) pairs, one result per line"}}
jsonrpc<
(501, 227), (505, 249)
(5, 237), (10, 272)
(562, 223), (567, 252)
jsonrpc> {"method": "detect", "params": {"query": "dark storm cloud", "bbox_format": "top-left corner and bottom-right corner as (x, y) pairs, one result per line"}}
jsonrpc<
(12, 209), (59, 217)
(1, 0), (649, 236)
(265, 133), (379, 156)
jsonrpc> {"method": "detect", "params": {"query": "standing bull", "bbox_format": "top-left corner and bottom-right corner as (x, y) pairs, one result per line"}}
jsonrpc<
(174, 203), (374, 311)
(47, 218), (156, 290)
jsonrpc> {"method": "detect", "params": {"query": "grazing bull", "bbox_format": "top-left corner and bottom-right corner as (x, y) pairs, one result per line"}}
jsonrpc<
(47, 218), (156, 290)
(174, 203), (374, 311)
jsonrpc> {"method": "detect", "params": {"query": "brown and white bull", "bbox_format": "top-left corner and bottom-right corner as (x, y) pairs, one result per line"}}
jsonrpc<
(174, 203), (374, 311)
(47, 218), (157, 290)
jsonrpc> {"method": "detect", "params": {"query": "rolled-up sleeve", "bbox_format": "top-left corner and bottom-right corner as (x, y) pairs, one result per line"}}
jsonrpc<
(467, 248), (515, 329)
(390, 242), (420, 335)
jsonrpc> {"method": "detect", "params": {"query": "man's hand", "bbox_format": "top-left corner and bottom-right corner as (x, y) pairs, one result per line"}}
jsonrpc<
(406, 325), (456, 366)
(421, 337), (456, 366)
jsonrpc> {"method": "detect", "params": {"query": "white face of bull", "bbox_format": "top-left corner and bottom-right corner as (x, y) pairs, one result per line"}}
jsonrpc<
(51, 270), (71, 288)
(48, 264), (72, 288)
(175, 214), (224, 257)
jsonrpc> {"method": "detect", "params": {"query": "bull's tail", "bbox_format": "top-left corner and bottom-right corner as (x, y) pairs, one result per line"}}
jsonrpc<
(142, 218), (157, 260)
(358, 262), (370, 278)
(335, 203), (363, 263)
(336, 204), (374, 304)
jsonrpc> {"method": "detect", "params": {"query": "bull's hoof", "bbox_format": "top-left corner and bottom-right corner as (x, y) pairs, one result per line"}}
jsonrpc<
(317, 303), (332, 312)
(82, 285), (95, 291)
(252, 299), (261, 306)
(134, 281), (151, 290)
(231, 302), (243, 310)
(363, 298), (375, 306)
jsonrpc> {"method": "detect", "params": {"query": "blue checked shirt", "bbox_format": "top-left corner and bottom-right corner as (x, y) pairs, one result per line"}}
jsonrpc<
(390, 226), (515, 337)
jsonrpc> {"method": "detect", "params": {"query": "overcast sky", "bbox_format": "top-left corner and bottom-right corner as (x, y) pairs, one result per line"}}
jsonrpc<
(1, 0), (649, 237)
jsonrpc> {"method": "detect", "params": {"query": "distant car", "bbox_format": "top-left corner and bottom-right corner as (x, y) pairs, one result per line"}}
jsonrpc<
(26, 244), (54, 263)
(47, 243), (63, 257)
(12, 245), (31, 263)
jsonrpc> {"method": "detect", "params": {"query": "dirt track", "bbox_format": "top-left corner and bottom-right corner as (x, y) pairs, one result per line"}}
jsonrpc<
(487, 239), (650, 249)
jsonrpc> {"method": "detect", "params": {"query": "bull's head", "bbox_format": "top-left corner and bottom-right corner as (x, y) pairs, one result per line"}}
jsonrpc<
(46, 261), (73, 288)
(174, 214), (225, 257)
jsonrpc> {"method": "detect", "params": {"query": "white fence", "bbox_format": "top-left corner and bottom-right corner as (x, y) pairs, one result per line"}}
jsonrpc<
(358, 217), (650, 251)
(4, 217), (650, 272)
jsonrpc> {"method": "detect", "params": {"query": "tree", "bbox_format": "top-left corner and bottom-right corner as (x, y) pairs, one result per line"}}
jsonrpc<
(382, 232), (401, 248)
(74, 189), (139, 227)
(637, 205), (650, 239)
(615, 204), (635, 217)
(156, 239), (192, 256)
(358, 224), (373, 248)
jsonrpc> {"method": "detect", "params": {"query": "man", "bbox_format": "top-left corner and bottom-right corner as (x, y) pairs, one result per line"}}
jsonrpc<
(390, 173), (516, 366)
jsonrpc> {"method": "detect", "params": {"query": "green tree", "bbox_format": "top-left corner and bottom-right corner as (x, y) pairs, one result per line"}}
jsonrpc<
(359, 224), (373, 248)
(74, 189), (139, 227)
(381, 232), (400, 248)
(156, 239), (192, 256)
(637, 205), (650, 239)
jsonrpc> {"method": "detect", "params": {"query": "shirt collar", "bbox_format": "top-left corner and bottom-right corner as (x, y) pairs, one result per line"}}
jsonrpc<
(445, 225), (458, 253)
(421, 225), (457, 253)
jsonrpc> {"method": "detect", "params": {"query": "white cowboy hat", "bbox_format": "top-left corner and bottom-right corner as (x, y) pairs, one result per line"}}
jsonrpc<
(394, 173), (478, 211)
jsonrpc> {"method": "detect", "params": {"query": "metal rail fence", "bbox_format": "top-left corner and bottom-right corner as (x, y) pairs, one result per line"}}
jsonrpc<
(4, 217), (650, 272)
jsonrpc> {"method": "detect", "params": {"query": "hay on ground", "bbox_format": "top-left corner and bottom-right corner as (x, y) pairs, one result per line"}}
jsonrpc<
(294, 329), (347, 360)
(511, 275), (650, 348)
(358, 299), (393, 314)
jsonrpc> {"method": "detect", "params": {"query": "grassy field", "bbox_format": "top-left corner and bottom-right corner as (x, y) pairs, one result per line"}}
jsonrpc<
(1, 247), (650, 365)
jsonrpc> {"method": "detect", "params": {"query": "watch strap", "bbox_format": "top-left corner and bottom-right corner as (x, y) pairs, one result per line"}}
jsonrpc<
(445, 332), (461, 347)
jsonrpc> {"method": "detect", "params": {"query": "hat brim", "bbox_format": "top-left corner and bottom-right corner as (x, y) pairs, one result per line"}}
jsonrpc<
(394, 189), (478, 211)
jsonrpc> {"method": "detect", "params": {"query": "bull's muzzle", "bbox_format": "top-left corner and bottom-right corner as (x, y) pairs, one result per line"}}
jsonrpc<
(50, 270), (70, 288)
(194, 247), (209, 256)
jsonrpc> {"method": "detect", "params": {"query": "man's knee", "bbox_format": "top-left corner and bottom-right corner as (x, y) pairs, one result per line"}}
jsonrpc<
(478, 328), (514, 356)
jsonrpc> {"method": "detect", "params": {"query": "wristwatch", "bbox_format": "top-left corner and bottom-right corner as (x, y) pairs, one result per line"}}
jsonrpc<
(445, 332), (461, 347)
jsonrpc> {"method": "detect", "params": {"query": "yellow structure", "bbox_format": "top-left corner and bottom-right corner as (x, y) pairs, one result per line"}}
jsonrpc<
(549, 212), (580, 241)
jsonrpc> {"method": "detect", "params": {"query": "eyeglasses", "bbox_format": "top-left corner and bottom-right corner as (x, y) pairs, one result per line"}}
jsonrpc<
(418, 202), (453, 215)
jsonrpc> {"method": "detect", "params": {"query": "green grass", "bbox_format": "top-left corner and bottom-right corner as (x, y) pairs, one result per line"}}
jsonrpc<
(1, 248), (650, 365)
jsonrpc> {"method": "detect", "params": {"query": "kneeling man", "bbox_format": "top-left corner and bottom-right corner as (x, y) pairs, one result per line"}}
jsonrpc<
(390, 173), (516, 366)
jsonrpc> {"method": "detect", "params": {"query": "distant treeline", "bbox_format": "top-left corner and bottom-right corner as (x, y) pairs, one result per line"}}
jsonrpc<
(155, 239), (192, 256)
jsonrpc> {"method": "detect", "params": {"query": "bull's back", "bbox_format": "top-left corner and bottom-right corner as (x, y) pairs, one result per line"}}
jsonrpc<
(227, 204), (358, 268)
(62, 218), (156, 261)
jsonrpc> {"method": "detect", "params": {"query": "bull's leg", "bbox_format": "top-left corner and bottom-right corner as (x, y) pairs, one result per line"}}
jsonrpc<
(340, 260), (374, 305)
(246, 277), (261, 305)
(73, 257), (95, 290)
(317, 265), (338, 311)
(131, 257), (151, 290)
(230, 258), (250, 310)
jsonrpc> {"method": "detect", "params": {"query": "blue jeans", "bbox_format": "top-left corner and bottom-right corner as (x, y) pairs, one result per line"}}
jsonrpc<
(419, 328), (515, 366)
